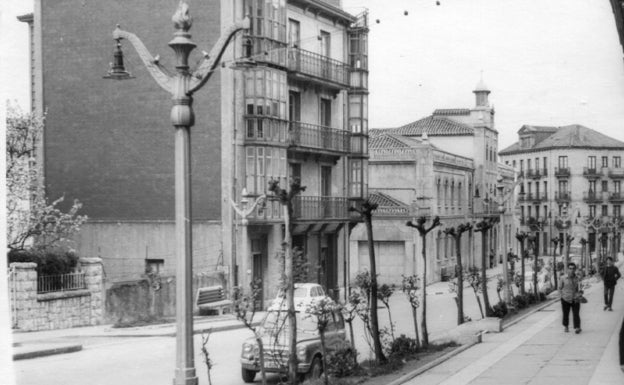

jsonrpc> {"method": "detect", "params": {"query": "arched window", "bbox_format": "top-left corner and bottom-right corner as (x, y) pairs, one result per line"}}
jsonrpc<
(436, 230), (442, 260)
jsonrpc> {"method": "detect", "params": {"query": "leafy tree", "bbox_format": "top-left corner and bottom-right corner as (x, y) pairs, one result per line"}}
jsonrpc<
(6, 103), (87, 252)
(465, 266), (485, 318)
(376, 284), (395, 340)
(350, 201), (386, 364)
(268, 178), (305, 384)
(406, 215), (441, 347)
(304, 297), (341, 385)
(515, 232), (529, 295)
(474, 217), (498, 316)
(443, 222), (472, 325)
(401, 274), (421, 348)
(233, 279), (267, 385)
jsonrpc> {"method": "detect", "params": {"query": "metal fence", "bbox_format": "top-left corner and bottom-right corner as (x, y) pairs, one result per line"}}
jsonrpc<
(38, 272), (86, 294)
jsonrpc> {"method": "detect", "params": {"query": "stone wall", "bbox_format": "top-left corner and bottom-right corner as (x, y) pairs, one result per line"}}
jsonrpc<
(9, 258), (104, 331)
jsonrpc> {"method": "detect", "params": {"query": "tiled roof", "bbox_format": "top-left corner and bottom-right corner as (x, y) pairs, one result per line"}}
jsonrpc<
(387, 116), (475, 136)
(499, 124), (624, 155)
(517, 125), (559, 134)
(369, 133), (424, 149)
(368, 191), (408, 208)
(432, 109), (471, 116)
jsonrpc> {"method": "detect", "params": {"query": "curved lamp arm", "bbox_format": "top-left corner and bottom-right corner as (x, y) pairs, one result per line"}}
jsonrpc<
(188, 17), (250, 94)
(230, 194), (267, 218)
(112, 27), (174, 93)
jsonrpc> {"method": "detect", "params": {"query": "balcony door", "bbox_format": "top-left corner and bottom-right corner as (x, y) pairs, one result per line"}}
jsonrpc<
(320, 30), (330, 77)
(320, 97), (332, 148)
(288, 19), (300, 47)
(321, 166), (332, 217)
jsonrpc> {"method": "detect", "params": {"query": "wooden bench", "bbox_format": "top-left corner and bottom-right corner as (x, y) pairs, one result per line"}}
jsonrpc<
(196, 285), (233, 315)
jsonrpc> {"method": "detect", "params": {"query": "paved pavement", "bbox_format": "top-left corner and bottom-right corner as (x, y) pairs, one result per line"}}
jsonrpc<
(404, 269), (624, 385)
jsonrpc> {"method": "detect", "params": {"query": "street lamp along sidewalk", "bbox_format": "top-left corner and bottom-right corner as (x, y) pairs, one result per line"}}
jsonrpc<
(104, 2), (250, 384)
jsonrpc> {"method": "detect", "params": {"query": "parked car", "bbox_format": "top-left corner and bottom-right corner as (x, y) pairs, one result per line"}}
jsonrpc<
(240, 295), (347, 383)
(272, 283), (326, 305)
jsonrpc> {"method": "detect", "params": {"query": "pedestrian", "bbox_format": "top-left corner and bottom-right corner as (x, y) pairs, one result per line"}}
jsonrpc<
(558, 262), (583, 334)
(602, 257), (621, 311)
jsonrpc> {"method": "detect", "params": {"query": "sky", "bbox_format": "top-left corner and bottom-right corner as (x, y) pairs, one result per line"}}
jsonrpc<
(2, 0), (624, 149)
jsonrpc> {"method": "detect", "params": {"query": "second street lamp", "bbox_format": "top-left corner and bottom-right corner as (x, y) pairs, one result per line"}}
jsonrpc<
(105, 3), (249, 384)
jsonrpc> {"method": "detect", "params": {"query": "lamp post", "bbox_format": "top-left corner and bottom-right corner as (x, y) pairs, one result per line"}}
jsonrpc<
(495, 174), (522, 303)
(105, 3), (249, 384)
(231, 189), (266, 293)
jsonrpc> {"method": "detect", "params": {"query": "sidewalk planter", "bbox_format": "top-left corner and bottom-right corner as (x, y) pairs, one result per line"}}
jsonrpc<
(8, 258), (104, 331)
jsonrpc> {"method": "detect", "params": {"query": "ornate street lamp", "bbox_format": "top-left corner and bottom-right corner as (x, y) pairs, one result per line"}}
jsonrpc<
(104, 3), (249, 384)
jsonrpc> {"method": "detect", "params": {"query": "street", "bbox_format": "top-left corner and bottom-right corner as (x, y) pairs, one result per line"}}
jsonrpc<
(13, 273), (512, 385)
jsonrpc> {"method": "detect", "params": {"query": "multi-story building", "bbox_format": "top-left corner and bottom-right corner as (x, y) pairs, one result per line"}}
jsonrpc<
(609, 0), (624, 55)
(349, 84), (518, 284)
(499, 124), (624, 257)
(20, 0), (368, 307)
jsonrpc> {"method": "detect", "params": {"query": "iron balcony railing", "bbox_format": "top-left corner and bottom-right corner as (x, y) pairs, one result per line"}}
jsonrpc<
(554, 190), (571, 201)
(609, 192), (624, 202)
(287, 47), (351, 88)
(583, 167), (602, 178)
(554, 167), (570, 177)
(38, 272), (86, 294)
(583, 191), (604, 203)
(526, 169), (541, 179)
(608, 168), (624, 179)
(293, 196), (350, 220)
(525, 192), (546, 202)
(289, 122), (350, 153)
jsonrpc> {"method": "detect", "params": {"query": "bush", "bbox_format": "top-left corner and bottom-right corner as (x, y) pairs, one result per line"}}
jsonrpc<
(8, 248), (79, 276)
(326, 346), (359, 378)
(512, 294), (528, 309)
(388, 334), (419, 359)
(491, 301), (508, 318)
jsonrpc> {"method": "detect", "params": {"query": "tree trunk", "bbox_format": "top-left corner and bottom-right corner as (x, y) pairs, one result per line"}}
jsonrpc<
(455, 235), (464, 325)
(533, 246), (539, 298)
(256, 337), (267, 385)
(552, 244), (558, 289)
(480, 231), (491, 316)
(283, 205), (298, 384)
(346, 320), (356, 365)
(320, 330), (329, 385)
(365, 213), (386, 363)
(421, 234), (429, 347)
(411, 307), (420, 347)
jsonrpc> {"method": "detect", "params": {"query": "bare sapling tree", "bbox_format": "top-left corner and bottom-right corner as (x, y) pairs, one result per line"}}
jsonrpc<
(342, 294), (359, 365)
(350, 200), (386, 364)
(466, 266), (485, 318)
(200, 330), (214, 385)
(551, 235), (561, 289)
(443, 222), (472, 325)
(268, 178), (305, 384)
(406, 215), (441, 347)
(233, 278), (267, 385)
(401, 274), (421, 347)
(474, 217), (498, 316)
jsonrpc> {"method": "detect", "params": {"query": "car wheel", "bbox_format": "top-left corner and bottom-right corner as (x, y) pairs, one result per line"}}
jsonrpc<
(306, 356), (323, 380)
(241, 368), (256, 383)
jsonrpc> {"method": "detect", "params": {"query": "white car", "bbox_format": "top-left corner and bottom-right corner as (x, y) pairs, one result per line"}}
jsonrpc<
(271, 283), (326, 307)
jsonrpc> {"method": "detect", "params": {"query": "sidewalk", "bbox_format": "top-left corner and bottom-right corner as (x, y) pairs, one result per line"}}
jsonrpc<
(402, 272), (624, 385)
(11, 312), (264, 360)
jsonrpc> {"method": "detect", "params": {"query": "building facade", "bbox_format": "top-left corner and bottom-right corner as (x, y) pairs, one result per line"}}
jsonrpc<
(22, 0), (368, 306)
(350, 84), (518, 285)
(499, 124), (624, 259)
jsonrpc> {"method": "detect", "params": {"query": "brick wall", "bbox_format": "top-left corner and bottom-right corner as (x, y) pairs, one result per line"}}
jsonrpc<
(9, 258), (104, 331)
(40, 0), (222, 221)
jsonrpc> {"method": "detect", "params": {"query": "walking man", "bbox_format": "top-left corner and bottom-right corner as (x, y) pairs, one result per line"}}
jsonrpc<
(559, 262), (583, 334)
(603, 257), (621, 311)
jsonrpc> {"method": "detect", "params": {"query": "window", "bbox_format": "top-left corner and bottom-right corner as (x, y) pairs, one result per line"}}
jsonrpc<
(614, 156), (622, 168)
(589, 205), (596, 218)
(615, 205), (621, 218)
(486, 145), (489, 162)
(543, 157), (547, 172)
(246, 146), (286, 195)
(602, 156), (609, 168)
(535, 157), (540, 171)
(528, 206), (532, 218)
(289, 162), (301, 183)
(602, 205), (608, 217)
(513, 160), (517, 169)
(244, 0), (287, 65)
(520, 160), (524, 172)
(535, 205), (540, 219)
(245, 69), (287, 141)
(527, 182), (532, 194)
(527, 159), (532, 171)
(520, 206), (525, 219)
(320, 98), (332, 127)
(450, 181), (455, 208)
(145, 259), (164, 275)
(349, 159), (364, 198)
(289, 91), (301, 121)
(558, 156), (568, 168)
(602, 180), (608, 192)
(436, 231), (442, 261)
(320, 30), (331, 57)
(589, 180), (596, 193)
(288, 19), (300, 47)
(544, 205), (548, 219)
(588, 156), (596, 170)
(558, 180), (568, 195)
(543, 181), (548, 197)
(458, 182), (462, 210)
(615, 181), (621, 194)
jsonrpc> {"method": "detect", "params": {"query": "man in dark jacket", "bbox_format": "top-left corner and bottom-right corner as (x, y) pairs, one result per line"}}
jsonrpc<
(603, 257), (621, 311)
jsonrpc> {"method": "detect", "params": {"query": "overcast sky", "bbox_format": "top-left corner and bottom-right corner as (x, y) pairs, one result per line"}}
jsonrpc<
(2, 0), (624, 149)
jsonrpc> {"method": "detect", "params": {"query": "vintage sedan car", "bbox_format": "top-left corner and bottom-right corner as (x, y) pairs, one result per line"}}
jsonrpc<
(240, 295), (347, 383)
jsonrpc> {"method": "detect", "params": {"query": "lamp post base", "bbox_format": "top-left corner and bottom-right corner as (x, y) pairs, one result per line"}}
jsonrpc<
(174, 368), (198, 385)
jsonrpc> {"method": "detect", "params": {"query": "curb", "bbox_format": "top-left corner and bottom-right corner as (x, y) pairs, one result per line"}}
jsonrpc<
(99, 320), (260, 338)
(501, 297), (559, 330)
(386, 333), (482, 385)
(13, 344), (83, 361)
